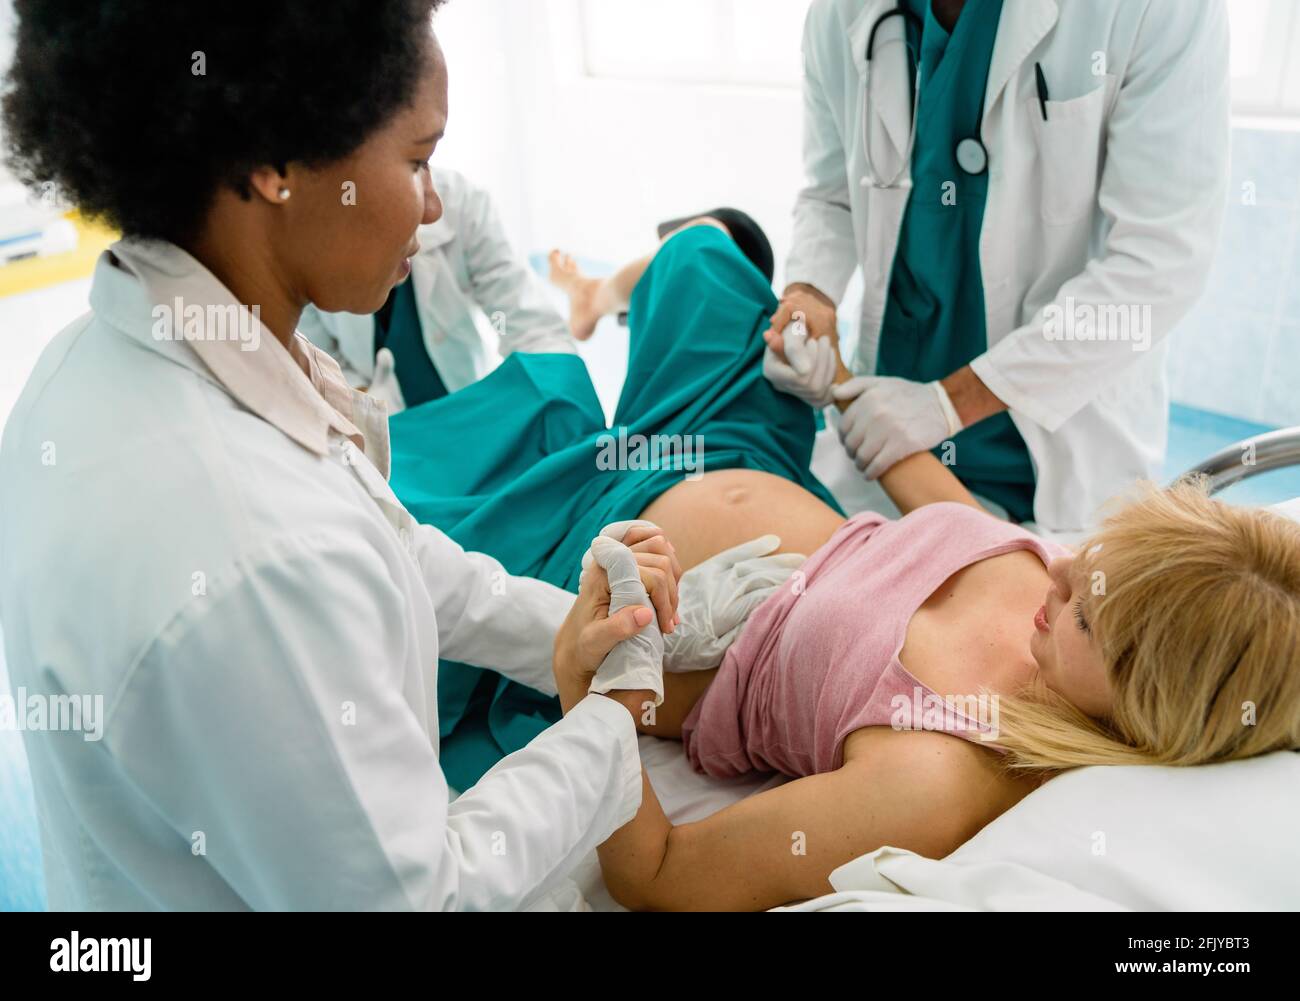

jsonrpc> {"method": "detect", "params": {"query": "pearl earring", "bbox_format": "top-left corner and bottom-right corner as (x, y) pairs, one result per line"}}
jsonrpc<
(277, 187), (291, 201)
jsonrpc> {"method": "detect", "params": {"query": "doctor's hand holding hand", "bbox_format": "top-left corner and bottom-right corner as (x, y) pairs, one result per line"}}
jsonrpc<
(555, 521), (684, 714)
(664, 535), (806, 673)
(832, 374), (965, 481)
(762, 283), (841, 409)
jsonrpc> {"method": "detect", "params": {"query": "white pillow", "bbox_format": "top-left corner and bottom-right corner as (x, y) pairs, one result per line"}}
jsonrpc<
(1272, 496), (1300, 523)
(902, 497), (1300, 910)
(814, 497), (1300, 911)
(932, 751), (1300, 910)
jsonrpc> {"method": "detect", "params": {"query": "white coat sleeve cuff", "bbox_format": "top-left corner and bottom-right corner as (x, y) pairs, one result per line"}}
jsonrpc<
(783, 263), (853, 307)
(567, 693), (644, 827)
(969, 349), (1069, 433)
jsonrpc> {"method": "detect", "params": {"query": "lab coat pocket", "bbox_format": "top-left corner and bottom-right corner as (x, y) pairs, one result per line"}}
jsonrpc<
(1029, 76), (1112, 225)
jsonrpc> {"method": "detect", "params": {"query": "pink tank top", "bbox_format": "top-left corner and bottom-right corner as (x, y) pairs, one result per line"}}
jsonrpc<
(680, 503), (1070, 779)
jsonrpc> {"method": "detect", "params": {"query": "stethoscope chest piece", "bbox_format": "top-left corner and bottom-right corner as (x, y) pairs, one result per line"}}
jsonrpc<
(955, 136), (988, 176)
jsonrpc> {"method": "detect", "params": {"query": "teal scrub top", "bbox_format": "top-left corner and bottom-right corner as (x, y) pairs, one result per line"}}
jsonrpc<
(879, 0), (1036, 522)
(374, 278), (448, 407)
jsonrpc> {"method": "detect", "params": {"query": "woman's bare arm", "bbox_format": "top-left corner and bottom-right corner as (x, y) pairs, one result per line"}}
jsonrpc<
(829, 366), (981, 516)
(877, 451), (982, 515)
(597, 727), (1023, 911)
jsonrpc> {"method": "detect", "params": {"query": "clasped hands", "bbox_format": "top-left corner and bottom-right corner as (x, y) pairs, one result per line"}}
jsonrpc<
(553, 521), (805, 716)
(761, 284), (962, 480)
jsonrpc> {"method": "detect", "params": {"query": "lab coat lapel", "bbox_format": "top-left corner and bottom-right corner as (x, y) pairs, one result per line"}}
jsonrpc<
(411, 242), (444, 351)
(335, 310), (382, 380)
(850, 0), (913, 168)
(411, 215), (457, 363)
(421, 216), (457, 253)
(411, 220), (489, 395)
(983, 0), (1058, 118)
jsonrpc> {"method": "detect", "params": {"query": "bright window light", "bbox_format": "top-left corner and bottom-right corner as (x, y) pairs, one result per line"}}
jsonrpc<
(1226, 0), (1299, 115)
(1228, 0), (1268, 73)
(581, 0), (1299, 115)
(581, 0), (809, 87)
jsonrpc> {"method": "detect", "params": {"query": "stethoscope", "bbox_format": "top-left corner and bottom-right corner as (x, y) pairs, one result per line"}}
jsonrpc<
(861, 5), (989, 189)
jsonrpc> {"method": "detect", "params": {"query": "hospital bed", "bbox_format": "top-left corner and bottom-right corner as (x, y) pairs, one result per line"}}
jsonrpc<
(559, 424), (1300, 913)
(1186, 425), (1300, 494)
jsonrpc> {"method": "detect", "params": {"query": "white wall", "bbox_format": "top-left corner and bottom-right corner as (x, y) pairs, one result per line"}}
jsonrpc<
(433, 0), (809, 282)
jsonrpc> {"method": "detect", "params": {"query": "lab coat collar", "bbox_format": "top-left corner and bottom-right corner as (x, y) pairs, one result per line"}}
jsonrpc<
(850, 0), (913, 162)
(851, 0), (1060, 155)
(91, 238), (390, 477)
(984, 0), (1058, 118)
(419, 216), (456, 252)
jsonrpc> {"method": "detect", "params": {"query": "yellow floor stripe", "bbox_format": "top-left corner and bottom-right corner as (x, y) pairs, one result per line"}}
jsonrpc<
(0, 214), (118, 300)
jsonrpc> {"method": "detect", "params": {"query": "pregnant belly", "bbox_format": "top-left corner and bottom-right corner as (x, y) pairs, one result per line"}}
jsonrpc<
(638, 468), (846, 571)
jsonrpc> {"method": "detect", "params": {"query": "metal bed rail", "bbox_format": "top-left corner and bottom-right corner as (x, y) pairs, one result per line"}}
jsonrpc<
(1179, 426), (1300, 496)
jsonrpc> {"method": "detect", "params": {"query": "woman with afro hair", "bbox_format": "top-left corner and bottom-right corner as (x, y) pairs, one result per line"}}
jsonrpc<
(0, 0), (685, 910)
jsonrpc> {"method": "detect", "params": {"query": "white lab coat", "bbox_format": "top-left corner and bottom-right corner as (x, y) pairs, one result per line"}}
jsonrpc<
(787, 0), (1230, 535)
(0, 240), (640, 911)
(299, 166), (573, 402)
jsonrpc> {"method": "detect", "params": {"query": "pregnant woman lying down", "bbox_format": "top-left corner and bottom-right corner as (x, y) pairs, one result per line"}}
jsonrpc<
(387, 219), (1300, 911)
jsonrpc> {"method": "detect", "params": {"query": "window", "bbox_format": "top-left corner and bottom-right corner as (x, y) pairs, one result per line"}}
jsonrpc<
(580, 0), (1300, 116)
(580, 0), (810, 87)
(1228, 0), (1300, 116)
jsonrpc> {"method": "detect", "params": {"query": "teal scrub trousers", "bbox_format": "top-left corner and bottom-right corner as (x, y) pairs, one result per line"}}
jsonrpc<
(388, 224), (841, 790)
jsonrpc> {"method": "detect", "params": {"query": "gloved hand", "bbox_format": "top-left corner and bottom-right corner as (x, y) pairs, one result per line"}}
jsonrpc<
(664, 535), (806, 672)
(586, 535), (664, 705)
(762, 311), (839, 409)
(579, 520), (659, 585)
(833, 375), (963, 481)
(365, 347), (406, 413)
(580, 519), (682, 635)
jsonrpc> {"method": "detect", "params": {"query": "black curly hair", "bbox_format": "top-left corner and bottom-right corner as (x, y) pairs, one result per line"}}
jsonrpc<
(2, 0), (445, 245)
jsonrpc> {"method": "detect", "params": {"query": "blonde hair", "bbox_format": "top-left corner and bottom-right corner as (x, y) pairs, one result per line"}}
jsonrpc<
(995, 479), (1300, 775)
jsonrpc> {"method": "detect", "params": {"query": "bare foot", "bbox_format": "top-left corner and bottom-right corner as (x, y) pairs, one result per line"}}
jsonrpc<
(547, 249), (604, 342)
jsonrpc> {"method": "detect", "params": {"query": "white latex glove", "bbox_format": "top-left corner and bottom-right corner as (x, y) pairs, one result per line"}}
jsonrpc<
(586, 535), (664, 705)
(664, 535), (806, 673)
(762, 314), (839, 409)
(578, 520), (659, 587)
(366, 347), (406, 413)
(833, 375), (963, 481)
